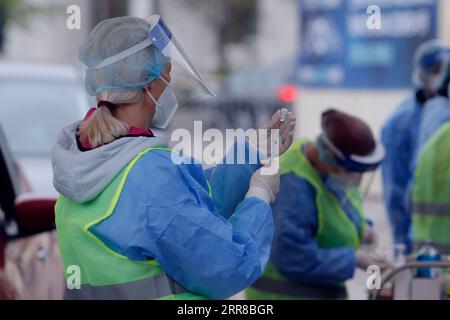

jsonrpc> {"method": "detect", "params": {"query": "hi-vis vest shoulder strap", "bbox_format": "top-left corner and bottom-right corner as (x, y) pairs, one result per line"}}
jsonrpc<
(412, 122), (450, 255)
(55, 147), (207, 300)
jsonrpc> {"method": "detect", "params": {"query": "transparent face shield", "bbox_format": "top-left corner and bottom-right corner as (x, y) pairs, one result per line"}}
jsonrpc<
(146, 15), (215, 107)
(327, 168), (378, 212)
(89, 15), (215, 128)
(357, 169), (377, 200)
(326, 169), (376, 201)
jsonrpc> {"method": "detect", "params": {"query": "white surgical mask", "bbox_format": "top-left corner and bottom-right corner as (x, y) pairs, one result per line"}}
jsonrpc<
(146, 77), (178, 129)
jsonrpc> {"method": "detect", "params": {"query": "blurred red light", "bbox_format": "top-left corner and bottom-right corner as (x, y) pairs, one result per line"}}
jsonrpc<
(277, 85), (297, 104)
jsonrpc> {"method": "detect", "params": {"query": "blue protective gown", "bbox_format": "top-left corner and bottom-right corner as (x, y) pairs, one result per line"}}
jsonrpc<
(381, 93), (424, 253)
(88, 142), (274, 299)
(269, 170), (363, 285)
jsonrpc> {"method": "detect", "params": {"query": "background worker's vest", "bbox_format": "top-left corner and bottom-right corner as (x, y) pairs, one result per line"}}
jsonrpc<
(412, 122), (450, 255)
(55, 147), (206, 300)
(246, 139), (364, 300)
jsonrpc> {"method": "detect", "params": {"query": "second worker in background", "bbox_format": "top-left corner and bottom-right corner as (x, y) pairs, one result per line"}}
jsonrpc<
(246, 109), (387, 300)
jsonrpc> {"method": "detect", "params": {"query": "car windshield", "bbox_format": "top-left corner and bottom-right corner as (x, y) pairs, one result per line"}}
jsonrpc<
(0, 80), (88, 156)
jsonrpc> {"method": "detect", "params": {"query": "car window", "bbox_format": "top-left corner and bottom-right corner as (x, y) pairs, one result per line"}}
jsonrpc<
(0, 80), (89, 156)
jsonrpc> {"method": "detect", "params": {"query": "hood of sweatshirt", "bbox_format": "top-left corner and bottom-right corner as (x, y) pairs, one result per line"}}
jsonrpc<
(51, 121), (168, 203)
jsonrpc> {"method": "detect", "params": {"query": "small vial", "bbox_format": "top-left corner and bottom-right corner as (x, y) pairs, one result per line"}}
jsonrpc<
(280, 108), (288, 123)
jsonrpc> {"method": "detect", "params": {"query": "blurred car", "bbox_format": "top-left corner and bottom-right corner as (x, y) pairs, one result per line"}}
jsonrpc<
(0, 125), (62, 299)
(0, 61), (90, 196)
(196, 57), (298, 130)
(0, 61), (89, 299)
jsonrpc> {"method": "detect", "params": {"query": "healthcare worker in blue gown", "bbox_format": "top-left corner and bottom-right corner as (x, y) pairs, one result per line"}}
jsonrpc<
(51, 16), (296, 300)
(381, 39), (450, 254)
(246, 109), (387, 300)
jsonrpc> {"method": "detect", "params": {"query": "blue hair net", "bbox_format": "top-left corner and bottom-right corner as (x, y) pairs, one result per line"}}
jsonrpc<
(79, 16), (168, 96)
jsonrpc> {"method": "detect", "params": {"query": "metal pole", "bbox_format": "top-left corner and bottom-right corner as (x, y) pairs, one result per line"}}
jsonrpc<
(370, 260), (450, 300)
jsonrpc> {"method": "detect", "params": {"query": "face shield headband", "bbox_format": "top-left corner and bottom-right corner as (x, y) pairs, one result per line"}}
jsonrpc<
(88, 15), (214, 97)
(319, 133), (385, 173)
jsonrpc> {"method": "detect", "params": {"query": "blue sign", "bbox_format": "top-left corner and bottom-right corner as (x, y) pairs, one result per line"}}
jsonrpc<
(298, 0), (438, 88)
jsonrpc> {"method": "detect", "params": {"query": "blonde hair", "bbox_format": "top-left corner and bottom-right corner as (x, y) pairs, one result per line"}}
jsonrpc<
(79, 90), (144, 148)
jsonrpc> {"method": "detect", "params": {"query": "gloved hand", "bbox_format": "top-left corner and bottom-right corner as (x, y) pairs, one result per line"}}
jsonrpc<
(362, 224), (379, 248)
(245, 166), (280, 204)
(355, 249), (391, 272)
(250, 109), (296, 158)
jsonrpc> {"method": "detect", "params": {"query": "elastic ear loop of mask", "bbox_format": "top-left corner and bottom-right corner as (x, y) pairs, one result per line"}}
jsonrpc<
(146, 88), (157, 105)
(145, 76), (170, 104)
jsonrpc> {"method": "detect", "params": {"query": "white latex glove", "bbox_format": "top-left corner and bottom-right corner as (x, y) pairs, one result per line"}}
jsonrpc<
(245, 166), (280, 204)
(250, 109), (296, 158)
(355, 249), (390, 272)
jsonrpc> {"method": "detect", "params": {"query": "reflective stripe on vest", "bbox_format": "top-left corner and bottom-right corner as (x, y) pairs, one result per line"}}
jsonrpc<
(56, 147), (208, 300)
(412, 122), (450, 252)
(413, 203), (450, 217)
(251, 278), (347, 300)
(64, 273), (187, 300)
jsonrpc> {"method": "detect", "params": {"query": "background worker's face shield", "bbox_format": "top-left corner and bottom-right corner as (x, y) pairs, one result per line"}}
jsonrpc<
(412, 40), (450, 95)
(145, 15), (215, 108)
(316, 133), (384, 200)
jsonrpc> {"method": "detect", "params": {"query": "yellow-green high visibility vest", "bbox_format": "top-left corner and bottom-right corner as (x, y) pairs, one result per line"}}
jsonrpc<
(246, 139), (364, 300)
(412, 122), (450, 255)
(55, 147), (206, 300)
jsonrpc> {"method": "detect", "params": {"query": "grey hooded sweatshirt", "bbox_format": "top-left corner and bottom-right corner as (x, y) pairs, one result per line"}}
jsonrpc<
(51, 121), (168, 203)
